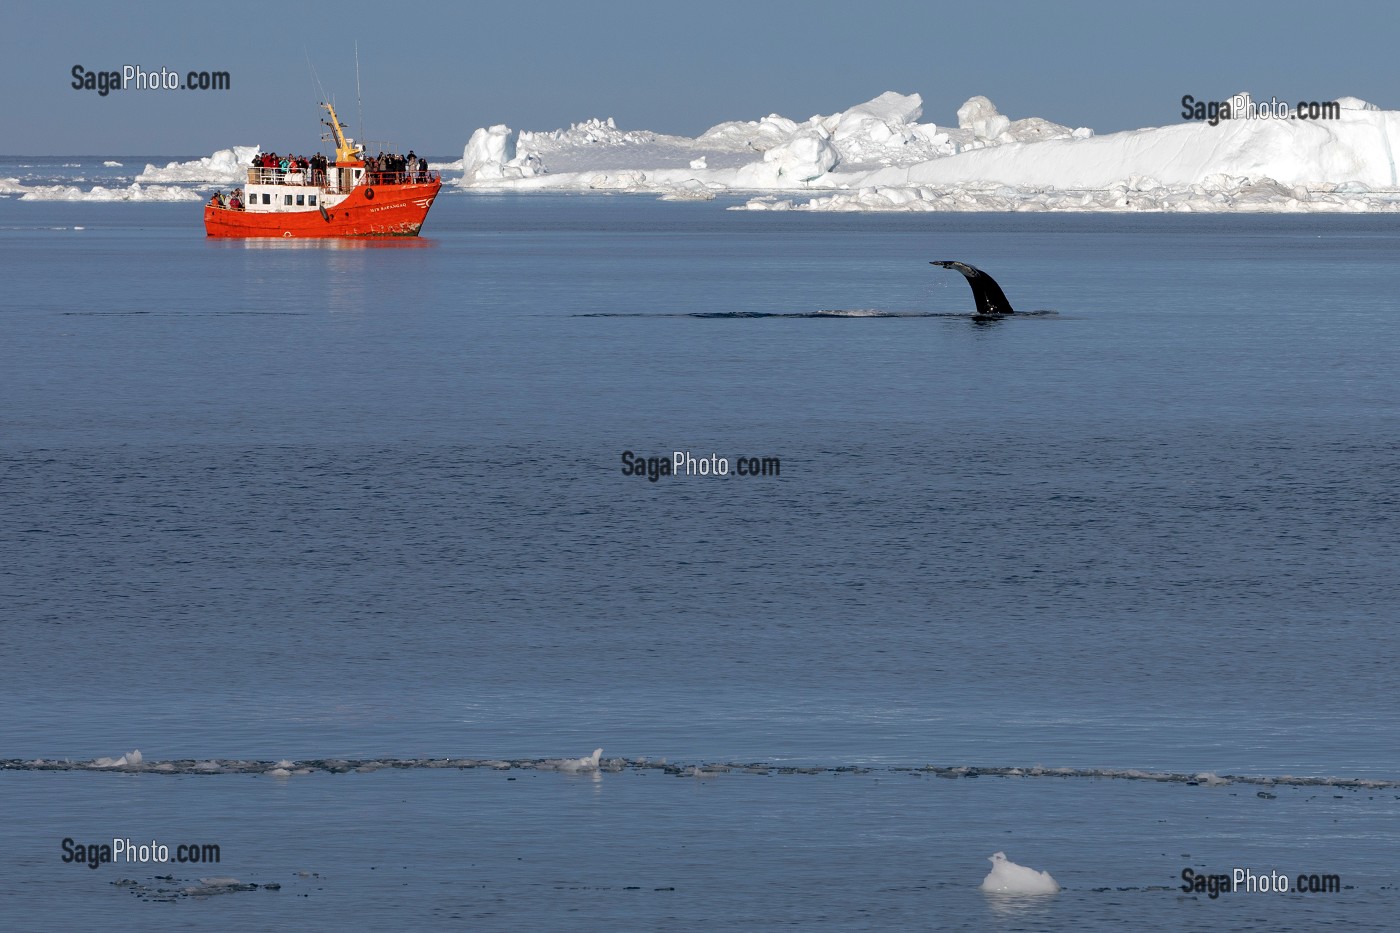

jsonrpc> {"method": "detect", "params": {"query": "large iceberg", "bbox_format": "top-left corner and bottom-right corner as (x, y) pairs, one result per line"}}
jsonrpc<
(452, 92), (1400, 213)
(136, 146), (259, 184)
(461, 124), (542, 181)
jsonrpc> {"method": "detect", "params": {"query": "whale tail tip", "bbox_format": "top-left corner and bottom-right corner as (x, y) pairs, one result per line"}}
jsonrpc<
(930, 261), (1015, 315)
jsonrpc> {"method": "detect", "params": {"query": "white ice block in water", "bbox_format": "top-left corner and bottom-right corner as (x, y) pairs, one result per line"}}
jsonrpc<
(557, 748), (603, 773)
(980, 851), (1060, 895)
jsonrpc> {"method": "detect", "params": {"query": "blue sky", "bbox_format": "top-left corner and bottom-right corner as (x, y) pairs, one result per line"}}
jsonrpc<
(3, 0), (1394, 155)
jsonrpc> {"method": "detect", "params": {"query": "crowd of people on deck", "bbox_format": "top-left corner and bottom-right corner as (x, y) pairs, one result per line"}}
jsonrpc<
(250, 151), (328, 185)
(208, 189), (244, 210)
(245, 149), (431, 186)
(366, 150), (429, 184)
(209, 147), (432, 210)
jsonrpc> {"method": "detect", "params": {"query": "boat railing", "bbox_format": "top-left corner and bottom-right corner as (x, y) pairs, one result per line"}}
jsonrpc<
(361, 170), (439, 186)
(247, 167), (330, 186)
(245, 168), (439, 189)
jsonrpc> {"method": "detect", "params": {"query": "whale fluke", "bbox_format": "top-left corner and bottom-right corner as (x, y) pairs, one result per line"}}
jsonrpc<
(930, 261), (1015, 315)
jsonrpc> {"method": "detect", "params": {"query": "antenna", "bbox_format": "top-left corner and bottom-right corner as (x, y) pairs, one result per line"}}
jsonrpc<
(305, 47), (329, 106)
(355, 42), (364, 145)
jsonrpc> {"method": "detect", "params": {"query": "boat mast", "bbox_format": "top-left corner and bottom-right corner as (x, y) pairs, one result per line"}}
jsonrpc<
(321, 102), (360, 164)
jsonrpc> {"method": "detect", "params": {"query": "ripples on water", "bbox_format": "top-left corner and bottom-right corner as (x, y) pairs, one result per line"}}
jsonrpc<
(2, 196), (1398, 928)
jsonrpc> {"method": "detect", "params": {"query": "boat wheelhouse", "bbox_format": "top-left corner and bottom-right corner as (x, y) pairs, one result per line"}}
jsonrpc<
(204, 102), (441, 238)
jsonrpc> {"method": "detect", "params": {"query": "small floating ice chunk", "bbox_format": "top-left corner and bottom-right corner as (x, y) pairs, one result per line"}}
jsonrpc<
(266, 768), (292, 779)
(556, 748), (603, 773)
(187, 876), (257, 893)
(91, 749), (142, 768)
(980, 851), (1060, 895)
(103, 161), (123, 167)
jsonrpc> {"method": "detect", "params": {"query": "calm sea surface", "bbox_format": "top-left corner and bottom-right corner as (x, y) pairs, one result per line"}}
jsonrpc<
(2, 176), (1398, 928)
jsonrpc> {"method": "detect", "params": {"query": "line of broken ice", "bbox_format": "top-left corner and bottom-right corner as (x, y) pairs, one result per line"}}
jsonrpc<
(0, 179), (204, 202)
(6, 754), (1398, 787)
(0, 146), (257, 201)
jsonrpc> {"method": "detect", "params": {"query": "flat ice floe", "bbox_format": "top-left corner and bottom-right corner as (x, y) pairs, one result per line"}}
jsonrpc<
(454, 91), (1400, 212)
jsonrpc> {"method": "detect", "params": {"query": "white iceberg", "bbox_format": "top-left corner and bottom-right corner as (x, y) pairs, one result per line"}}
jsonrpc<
(136, 146), (258, 184)
(450, 90), (1400, 212)
(747, 126), (839, 185)
(462, 125), (526, 181)
(980, 851), (1060, 895)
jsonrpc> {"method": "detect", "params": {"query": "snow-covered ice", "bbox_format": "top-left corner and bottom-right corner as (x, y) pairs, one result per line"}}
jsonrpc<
(451, 91), (1400, 213)
(136, 146), (258, 184)
(16, 91), (1400, 213)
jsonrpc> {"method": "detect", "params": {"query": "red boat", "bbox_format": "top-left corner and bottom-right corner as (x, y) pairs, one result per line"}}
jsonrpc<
(204, 102), (441, 238)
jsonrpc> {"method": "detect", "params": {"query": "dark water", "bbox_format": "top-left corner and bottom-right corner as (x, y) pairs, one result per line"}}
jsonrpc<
(2, 192), (1397, 928)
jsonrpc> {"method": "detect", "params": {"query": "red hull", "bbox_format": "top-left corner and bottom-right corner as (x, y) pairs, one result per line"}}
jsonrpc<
(204, 178), (442, 238)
